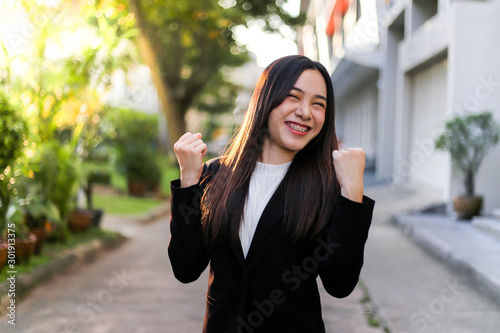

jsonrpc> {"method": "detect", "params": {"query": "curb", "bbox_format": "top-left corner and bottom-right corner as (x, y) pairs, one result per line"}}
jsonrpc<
(472, 217), (500, 240)
(393, 214), (500, 305)
(0, 233), (128, 316)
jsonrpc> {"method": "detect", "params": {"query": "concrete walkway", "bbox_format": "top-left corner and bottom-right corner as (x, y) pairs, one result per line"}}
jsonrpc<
(362, 184), (500, 333)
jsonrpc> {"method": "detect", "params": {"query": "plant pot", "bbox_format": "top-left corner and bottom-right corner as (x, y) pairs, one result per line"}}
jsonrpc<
(0, 242), (8, 271)
(453, 195), (483, 220)
(148, 182), (160, 193)
(128, 180), (148, 197)
(29, 226), (47, 255)
(45, 220), (67, 243)
(68, 209), (94, 232)
(15, 233), (37, 264)
(91, 209), (104, 227)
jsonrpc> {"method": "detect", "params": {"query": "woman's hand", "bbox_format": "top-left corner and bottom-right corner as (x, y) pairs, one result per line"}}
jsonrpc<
(332, 148), (365, 203)
(174, 132), (207, 188)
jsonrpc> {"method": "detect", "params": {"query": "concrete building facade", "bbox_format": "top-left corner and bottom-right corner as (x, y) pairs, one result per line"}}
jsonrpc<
(299, 0), (500, 214)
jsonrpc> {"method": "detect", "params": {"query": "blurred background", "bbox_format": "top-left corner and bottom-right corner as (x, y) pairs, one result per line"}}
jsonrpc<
(0, 0), (303, 236)
(1, 0), (500, 332)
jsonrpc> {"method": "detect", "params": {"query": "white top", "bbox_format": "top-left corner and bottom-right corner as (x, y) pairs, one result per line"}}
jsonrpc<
(239, 161), (292, 258)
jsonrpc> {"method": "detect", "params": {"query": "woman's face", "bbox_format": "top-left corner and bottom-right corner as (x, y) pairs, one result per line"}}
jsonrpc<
(262, 69), (327, 163)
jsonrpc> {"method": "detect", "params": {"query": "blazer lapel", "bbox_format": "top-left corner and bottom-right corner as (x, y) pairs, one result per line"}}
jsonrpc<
(245, 179), (287, 261)
(225, 232), (247, 271)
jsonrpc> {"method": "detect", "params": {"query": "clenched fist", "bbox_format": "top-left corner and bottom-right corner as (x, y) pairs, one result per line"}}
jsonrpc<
(174, 132), (208, 188)
(332, 148), (365, 203)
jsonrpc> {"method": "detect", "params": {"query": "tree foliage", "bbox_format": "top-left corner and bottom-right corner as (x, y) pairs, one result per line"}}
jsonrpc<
(0, 92), (26, 170)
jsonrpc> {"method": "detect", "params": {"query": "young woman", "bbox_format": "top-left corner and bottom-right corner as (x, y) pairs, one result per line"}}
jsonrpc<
(169, 55), (375, 333)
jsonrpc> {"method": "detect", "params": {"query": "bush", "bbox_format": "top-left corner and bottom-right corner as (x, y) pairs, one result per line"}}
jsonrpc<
(102, 107), (159, 149)
(101, 107), (162, 194)
(0, 90), (27, 231)
(0, 91), (26, 170)
(118, 145), (162, 186)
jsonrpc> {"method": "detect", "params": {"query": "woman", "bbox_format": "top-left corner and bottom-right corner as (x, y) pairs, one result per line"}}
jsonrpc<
(169, 55), (375, 333)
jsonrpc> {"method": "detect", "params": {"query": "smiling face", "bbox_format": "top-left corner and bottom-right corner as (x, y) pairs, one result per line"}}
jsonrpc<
(261, 69), (327, 164)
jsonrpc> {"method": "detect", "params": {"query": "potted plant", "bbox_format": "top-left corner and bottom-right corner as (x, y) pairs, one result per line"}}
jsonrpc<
(118, 145), (162, 197)
(32, 142), (80, 241)
(435, 112), (500, 219)
(3, 204), (37, 264)
(23, 194), (62, 254)
(78, 115), (114, 227)
(0, 242), (7, 272)
(107, 107), (161, 196)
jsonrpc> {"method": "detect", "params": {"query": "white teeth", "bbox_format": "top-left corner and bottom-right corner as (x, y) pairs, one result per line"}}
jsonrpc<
(287, 123), (308, 132)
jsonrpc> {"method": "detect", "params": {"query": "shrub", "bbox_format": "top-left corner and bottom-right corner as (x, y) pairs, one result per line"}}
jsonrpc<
(102, 107), (159, 149)
(0, 90), (27, 231)
(118, 145), (162, 186)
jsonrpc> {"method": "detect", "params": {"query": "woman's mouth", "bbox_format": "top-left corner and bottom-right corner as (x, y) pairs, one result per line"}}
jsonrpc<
(286, 121), (310, 133)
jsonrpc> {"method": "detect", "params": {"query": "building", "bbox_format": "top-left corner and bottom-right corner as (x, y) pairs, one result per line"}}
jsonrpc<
(299, 0), (500, 214)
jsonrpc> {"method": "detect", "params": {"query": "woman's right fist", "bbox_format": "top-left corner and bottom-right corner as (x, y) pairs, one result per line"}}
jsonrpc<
(174, 132), (207, 188)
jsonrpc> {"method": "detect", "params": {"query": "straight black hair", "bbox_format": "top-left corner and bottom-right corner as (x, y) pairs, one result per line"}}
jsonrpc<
(201, 55), (340, 247)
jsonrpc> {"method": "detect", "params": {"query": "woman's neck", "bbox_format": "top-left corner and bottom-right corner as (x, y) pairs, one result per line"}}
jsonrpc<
(259, 141), (296, 164)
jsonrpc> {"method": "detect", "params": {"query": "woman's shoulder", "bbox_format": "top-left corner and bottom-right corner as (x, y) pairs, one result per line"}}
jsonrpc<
(204, 156), (222, 170)
(202, 156), (225, 178)
(204, 156), (222, 167)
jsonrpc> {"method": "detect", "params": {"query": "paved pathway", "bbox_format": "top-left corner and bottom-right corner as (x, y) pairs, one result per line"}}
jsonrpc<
(362, 184), (500, 333)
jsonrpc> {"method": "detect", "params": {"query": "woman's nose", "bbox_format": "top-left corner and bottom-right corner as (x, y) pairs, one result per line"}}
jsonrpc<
(294, 102), (312, 120)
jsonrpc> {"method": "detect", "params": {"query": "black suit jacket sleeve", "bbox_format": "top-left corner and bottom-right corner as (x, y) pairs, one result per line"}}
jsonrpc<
(317, 195), (375, 298)
(168, 177), (210, 284)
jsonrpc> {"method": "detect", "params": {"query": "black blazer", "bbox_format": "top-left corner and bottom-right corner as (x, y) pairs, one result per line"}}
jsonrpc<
(168, 158), (375, 333)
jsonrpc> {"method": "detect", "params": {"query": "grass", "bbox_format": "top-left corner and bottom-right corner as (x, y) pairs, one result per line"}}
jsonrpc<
(93, 193), (165, 216)
(0, 227), (120, 280)
(366, 312), (381, 327)
(358, 281), (391, 331)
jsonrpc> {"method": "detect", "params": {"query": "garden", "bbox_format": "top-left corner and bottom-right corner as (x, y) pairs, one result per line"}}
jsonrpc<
(0, 2), (178, 276)
(0, 88), (178, 277)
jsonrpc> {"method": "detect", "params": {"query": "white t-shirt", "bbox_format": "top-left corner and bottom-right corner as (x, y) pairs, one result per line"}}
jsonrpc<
(239, 161), (292, 258)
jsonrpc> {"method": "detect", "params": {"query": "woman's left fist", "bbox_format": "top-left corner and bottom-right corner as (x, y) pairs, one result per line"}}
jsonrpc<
(332, 148), (365, 203)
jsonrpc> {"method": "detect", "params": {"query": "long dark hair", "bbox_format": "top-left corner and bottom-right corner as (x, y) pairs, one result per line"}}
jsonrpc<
(201, 55), (340, 247)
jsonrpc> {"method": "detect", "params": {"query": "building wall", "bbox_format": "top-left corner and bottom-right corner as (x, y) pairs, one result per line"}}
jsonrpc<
(337, 83), (378, 167)
(408, 58), (450, 193)
(300, 0), (500, 213)
(392, 0), (500, 213)
(376, 3), (405, 181)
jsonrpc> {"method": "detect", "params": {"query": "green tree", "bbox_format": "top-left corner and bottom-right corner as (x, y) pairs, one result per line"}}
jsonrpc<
(122, 0), (304, 149)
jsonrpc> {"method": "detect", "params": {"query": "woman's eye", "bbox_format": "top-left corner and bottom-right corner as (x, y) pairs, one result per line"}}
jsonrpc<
(288, 94), (299, 100)
(314, 102), (326, 109)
